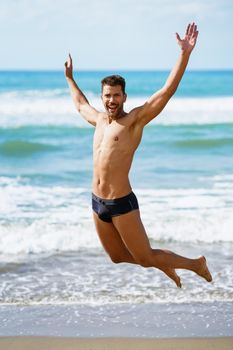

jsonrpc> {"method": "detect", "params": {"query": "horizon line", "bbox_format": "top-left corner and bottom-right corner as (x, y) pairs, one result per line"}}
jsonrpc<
(0, 68), (233, 72)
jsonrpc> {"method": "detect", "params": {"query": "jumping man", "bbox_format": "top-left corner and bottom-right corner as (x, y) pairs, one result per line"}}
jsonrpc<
(64, 23), (212, 288)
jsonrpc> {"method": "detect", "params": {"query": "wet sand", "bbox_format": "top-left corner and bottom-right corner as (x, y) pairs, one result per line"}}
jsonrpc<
(0, 337), (233, 350)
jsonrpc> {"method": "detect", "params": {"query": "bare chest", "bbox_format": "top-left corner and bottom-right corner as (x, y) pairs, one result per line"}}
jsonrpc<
(93, 123), (131, 152)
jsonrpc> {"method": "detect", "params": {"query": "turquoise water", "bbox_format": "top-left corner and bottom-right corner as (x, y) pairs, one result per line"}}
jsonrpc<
(1, 70), (233, 96)
(1, 123), (232, 190)
(0, 70), (233, 305)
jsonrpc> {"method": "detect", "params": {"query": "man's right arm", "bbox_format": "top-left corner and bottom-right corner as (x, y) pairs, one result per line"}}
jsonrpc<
(64, 54), (98, 126)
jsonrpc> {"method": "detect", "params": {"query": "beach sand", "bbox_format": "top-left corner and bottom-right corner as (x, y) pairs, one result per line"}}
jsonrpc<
(0, 337), (233, 350)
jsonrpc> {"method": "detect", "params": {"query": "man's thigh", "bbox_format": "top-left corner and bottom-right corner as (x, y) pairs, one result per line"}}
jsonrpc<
(112, 210), (152, 261)
(92, 212), (132, 259)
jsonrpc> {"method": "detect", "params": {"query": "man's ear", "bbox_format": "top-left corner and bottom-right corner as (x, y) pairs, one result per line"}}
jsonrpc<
(123, 93), (127, 102)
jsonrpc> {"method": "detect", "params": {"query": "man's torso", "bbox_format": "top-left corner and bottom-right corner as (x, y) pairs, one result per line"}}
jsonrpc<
(92, 111), (143, 198)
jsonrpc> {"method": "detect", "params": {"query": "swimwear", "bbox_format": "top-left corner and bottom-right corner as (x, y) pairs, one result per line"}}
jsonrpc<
(92, 191), (139, 223)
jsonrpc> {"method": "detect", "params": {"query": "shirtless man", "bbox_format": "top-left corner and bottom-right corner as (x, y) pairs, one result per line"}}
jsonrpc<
(65, 23), (212, 288)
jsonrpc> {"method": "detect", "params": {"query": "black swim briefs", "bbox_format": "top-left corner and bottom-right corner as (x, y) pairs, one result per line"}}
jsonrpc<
(92, 191), (139, 223)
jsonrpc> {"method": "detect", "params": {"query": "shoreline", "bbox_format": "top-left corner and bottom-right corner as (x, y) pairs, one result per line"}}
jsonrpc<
(0, 337), (233, 350)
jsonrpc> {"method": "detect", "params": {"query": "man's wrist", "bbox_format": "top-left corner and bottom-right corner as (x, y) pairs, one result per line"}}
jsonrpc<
(180, 50), (192, 59)
(66, 76), (74, 82)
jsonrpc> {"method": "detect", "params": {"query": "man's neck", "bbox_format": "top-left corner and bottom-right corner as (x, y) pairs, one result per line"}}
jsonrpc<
(107, 111), (127, 124)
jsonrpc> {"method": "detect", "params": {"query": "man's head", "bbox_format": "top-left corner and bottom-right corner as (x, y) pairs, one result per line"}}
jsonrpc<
(101, 75), (126, 94)
(101, 75), (127, 119)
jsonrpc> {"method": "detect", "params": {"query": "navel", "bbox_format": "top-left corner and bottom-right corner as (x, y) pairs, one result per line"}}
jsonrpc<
(114, 136), (119, 141)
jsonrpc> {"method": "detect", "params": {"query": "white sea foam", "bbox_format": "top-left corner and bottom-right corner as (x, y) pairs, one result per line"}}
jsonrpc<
(1, 178), (232, 305)
(127, 96), (233, 125)
(0, 90), (233, 127)
(0, 175), (233, 261)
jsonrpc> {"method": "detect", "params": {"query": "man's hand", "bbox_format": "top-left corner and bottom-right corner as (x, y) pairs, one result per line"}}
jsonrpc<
(64, 53), (73, 80)
(176, 23), (198, 53)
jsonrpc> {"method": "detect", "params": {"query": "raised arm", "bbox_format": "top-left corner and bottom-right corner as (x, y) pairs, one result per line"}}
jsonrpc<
(64, 54), (99, 126)
(137, 23), (199, 126)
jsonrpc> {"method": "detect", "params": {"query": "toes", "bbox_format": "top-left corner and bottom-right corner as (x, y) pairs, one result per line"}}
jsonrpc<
(198, 256), (213, 282)
(177, 277), (182, 288)
(162, 268), (182, 288)
(171, 270), (181, 288)
(174, 273), (182, 288)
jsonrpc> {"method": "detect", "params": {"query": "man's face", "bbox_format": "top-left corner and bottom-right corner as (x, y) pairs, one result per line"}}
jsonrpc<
(101, 84), (127, 119)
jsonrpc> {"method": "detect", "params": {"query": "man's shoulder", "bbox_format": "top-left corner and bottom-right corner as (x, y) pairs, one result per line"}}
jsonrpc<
(128, 105), (144, 117)
(95, 112), (107, 124)
(123, 105), (145, 129)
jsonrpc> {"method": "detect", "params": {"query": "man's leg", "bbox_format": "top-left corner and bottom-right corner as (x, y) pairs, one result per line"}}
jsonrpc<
(93, 212), (137, 264)
(93, 213), (180, 286)
(112, 210), (212, 286)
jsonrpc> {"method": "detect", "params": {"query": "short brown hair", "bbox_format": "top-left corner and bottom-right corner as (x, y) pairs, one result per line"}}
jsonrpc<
(101, 75), (126, 94)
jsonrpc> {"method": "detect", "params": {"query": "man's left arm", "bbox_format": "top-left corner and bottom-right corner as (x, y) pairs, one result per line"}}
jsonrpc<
(137, 23), (199, 126)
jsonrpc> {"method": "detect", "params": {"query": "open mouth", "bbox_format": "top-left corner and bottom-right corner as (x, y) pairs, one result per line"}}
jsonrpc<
(108, 105), (118, 113)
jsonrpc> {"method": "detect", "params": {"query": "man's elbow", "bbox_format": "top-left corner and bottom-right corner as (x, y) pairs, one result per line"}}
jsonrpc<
(76, 104), (81, 113)
(75, 101), (86, 114)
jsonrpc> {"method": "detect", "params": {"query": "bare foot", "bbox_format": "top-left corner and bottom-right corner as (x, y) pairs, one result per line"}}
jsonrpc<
(161, 268), (182, 288)
(196, 256), (212, 282)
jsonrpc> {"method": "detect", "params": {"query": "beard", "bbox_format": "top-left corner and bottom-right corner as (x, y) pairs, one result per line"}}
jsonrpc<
(106, 104), (123, 119)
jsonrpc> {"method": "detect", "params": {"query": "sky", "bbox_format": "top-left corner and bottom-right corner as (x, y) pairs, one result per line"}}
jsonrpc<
(0, 0), (233, 70)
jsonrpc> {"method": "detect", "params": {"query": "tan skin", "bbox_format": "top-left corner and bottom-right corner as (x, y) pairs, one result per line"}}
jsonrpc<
(65, 23), (212, 287)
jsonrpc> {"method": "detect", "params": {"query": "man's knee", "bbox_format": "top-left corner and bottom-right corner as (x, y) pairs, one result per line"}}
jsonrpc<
(134, 252), (153, 268)
(109, 254), (124, 264)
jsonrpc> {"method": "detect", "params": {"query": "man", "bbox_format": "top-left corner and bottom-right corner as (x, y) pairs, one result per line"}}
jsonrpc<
(65, 23), (212, 288)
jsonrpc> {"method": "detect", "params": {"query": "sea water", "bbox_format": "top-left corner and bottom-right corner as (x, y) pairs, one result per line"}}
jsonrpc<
(0, 70), (233, 309)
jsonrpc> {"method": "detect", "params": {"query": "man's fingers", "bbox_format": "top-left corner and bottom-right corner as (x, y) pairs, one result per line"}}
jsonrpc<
(190, 22), (195, 32)
(175, 32), (181, 42)
(185, 23), (191, 36)
(192, 29), (198, 39)
(191, 24), (199, 42)
(190, 22), (196, 36)
(192, 31), (199, 43)
(68, 53), (73, 65)
(185, 22), (198, 41)
(64, 53), (73, 69)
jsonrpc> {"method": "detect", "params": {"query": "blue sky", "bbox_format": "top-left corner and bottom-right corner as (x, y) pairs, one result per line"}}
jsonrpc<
(1, 0), (232, 70)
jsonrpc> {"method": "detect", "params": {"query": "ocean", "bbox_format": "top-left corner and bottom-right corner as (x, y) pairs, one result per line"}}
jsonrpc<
(0, 70), (233, 337)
